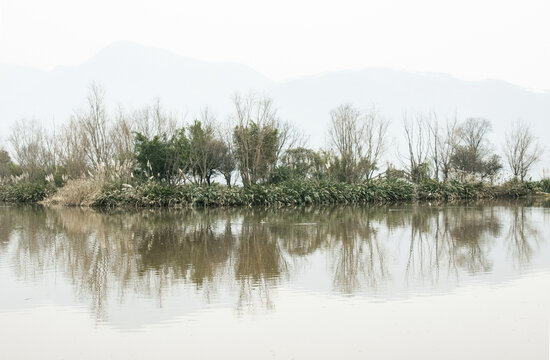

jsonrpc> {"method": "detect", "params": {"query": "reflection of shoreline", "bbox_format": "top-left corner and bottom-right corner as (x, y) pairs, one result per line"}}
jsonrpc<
(0, 202), (546, 319)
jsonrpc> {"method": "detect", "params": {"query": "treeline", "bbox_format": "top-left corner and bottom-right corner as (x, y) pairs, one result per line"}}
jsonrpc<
(0, 85), (546, 206)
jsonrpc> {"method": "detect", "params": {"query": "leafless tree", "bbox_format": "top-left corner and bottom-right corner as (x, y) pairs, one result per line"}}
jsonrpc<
(275, 120), (307, 161)
(328, 104), (388, 182)
(438, 116), (458, 181)
(402, 113), (431, 182)
(74, 84), (112, 167)
(427, 114), (441, 180)
(110, 106), (135, 168)
(456, 117), (491, 154)
(427, 113), (458, 181)
(504, 120), (543, 181)
(362, 108), (389, 180)
(132, 98), (180, 139)
(57, 117), (88, 178)
(451, 117), (502, 180)
(329, 104), (362, 182)
(8, 119), (56, 180)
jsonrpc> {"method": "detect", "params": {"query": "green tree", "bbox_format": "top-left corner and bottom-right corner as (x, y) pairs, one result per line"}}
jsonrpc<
(279, 147), (326, 180)
(187, 120), (230, 185)
(231, 93), (282, 186)
(213, 141), (236, 187)
(234, 122), (279, 186)
(134, 130), (189, 184)
(0, 148), (12, 178)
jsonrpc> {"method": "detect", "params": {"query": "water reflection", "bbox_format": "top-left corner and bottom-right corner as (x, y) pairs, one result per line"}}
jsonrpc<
(505, 206), (541, 269)
(0, 201), (547, 319)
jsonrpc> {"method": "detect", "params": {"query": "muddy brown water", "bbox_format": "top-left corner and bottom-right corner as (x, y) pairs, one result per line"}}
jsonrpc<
(0, 202), (548, 359)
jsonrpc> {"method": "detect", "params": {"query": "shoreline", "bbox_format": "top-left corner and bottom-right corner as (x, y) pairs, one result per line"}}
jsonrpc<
(1, 179), (545, 208)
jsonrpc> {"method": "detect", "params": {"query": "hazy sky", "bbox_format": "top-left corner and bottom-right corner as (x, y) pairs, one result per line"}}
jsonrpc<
(1, 0), (549, 90)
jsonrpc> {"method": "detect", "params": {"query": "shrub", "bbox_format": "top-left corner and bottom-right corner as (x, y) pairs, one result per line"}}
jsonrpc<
(539, 178), (550, 193)
(497, 180), (539, 198)
(0, 182), (53, 203)
(41, 178), (104, 206)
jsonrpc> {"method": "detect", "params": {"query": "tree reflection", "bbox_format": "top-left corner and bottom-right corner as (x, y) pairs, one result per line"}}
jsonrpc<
(405, 207), (442, 285)
(234, 211), (288, 313)
(404, 205), (501, 287)
(0, 206), (18, 249)
(3, 202), (546, 320)
(447, 206), (499, 273)
(505, 207), (541, 269)
(328, 208), (388, 294)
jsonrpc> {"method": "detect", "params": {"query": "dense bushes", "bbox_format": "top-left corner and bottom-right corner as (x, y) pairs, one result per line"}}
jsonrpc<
(0, 183), (53, 203)
(1, 177), (545, 208)
(88, 178), (542, 208)
(539, 178), (550, 193)
(415, 179), (543, 201)
(1, 177), (546, 207)
(92, 179), (414, 208)
(4, 86), (547, 211)
(496, 180), (540, 198)
(416, 179), (494, 200)
(40, 177), (104, 206)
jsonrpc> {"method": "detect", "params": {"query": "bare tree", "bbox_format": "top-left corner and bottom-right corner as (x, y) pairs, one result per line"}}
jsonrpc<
(328, 104), (388, 182)
(110, 106), (135, 168)
(427, 113), (441, 180)
(504, 120), (543, 181)
(427, 113), (459, 181)
(275, 120), (307, 160)
(328, 104), (363, 182)
(362, 108), (389, 180)
(74, 84), (112, 167)
(131, 98), (180, 139)
(8, 119), (56, 180)
(438, 116), (458, 181)
(57, 117), (88, 178)
(402, 113), (431, 182)
(456, 117), (491, 154)
(451, 117), (502, 180)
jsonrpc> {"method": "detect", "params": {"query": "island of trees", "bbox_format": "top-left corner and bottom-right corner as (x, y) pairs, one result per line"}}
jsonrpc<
(0, 85), (548, 207)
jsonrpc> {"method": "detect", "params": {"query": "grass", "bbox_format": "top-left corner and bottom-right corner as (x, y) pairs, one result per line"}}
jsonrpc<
(40, 178), (104, 206)
(2, 177), (543, 208)
(91, 178), (540, 208)
(91, 179), (416, 208)
(416, 179), (541, 201)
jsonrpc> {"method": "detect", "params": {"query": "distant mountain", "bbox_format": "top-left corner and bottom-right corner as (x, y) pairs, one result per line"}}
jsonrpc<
(0, 41), (270, 131)
(1, 41), (549, 174)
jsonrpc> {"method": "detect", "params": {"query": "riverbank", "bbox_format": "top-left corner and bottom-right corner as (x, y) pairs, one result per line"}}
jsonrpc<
(0, 182), (54, 204)
(1, 178), (545, 208)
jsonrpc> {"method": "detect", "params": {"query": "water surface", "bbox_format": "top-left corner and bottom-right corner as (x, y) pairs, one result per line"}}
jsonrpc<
(0, 201), (548, 359)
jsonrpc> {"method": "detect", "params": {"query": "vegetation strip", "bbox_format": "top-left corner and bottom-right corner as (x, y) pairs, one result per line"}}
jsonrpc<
(0, 178), (544, 208)
(0, 86), (547, 207)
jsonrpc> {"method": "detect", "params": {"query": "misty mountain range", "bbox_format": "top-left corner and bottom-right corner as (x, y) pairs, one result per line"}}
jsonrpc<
(1, 41), (549, 174)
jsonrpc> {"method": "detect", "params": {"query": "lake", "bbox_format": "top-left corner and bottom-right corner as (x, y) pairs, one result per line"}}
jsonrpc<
(0, 201), (548, 359)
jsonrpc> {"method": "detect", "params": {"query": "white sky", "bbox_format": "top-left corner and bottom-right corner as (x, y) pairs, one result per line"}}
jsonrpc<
(0, 0), (549, 90)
